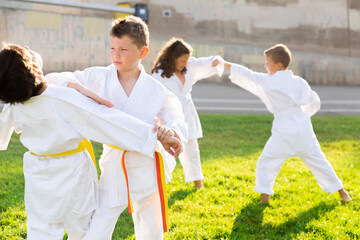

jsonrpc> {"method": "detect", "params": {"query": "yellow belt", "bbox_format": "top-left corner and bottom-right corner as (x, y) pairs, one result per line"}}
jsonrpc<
(107, 144), (169, 232)
(30, 139), (96, 166)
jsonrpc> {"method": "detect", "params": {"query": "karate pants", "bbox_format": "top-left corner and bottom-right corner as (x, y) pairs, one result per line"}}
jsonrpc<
(255, 120), (343, 195)
(178, 139), (204, 182)
(84, 190), (163, 240)
(27, 212), (92, 240)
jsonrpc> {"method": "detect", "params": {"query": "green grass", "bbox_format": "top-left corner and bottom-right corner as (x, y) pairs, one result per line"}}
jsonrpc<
(1, 114), (360, 239)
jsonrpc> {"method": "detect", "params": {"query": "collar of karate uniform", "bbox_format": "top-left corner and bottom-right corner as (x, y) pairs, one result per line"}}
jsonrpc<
(274, 70), (293, 77)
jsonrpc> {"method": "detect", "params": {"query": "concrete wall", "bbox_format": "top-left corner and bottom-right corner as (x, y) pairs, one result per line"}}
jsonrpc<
(0, 5), (113, 72)
(0, 0), (359, 85)
(149, 0), (360, 57)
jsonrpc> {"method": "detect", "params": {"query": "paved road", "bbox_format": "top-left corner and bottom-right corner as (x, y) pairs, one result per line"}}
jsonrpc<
(192, 82), (360, 116)
(1, 83), (359, 116)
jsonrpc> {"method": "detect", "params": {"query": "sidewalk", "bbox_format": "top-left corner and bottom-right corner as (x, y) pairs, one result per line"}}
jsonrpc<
(192, 82), (360, 116)
(1, 83), (359, 116)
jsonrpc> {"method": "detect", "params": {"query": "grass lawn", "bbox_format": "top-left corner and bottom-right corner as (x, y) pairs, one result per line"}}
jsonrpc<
(1, 114), (359, 239)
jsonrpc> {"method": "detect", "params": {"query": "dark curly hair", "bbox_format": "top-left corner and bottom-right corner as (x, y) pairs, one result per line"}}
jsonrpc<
(151, 38), (193, 78)
(0, 43), (44, 104)
(110, 15), (149, 48)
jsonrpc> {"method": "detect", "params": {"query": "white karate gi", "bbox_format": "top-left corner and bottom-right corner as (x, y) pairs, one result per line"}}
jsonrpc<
(46, 65), (187, 240)
(0, 85), (159, 240)
(229, 64), (343, 195)
(152, 56), (223, 182)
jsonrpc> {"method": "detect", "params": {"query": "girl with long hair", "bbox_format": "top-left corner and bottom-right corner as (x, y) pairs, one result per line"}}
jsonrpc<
(152, 37), (223, 188)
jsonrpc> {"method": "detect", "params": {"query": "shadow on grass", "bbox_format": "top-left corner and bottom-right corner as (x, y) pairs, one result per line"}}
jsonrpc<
(274, 203), (337, 238)
(230, 200), (337, 240)
(230, 199), (267, 239)
(168, 188), (197, 207)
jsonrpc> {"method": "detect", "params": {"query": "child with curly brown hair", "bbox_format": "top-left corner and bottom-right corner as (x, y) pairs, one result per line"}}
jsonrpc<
(152, 37), (223, 189)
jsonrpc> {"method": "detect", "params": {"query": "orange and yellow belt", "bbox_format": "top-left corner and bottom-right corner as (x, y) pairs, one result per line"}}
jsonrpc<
(107, 144), (169, 232)
(30, 139), (96, 166)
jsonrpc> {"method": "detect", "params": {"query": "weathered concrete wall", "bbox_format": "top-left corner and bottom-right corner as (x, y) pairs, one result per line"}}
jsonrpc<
(148, 0), (360, 57)
(149, 37), (360, 85)
(0, 8), (112, 72)
(0, 0), (359, 85)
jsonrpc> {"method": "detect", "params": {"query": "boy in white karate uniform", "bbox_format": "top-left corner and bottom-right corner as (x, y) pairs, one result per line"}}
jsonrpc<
(152, 37), (223, 189)
(0, 43), (181, 240)
(47, 16), (188, 240)
(222, 44), (351, 204)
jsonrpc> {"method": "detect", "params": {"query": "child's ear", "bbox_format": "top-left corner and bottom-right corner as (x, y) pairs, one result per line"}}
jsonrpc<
(140, 47), (149, 60)
(276, 62), (285, 70)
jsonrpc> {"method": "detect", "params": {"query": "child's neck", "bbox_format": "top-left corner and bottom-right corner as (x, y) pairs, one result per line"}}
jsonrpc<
(117, 66), (141, 97)
(175, 70), (186, 85)
(36, 77), (48, 95)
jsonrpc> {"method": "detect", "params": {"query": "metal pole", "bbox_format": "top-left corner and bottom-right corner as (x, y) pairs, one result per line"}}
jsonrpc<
(11, 0), (135, 13)
(347, 0), (352, 57)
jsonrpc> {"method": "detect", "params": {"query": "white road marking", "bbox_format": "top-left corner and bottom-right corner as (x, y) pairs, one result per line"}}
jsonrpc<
(193, 98), (360, 114)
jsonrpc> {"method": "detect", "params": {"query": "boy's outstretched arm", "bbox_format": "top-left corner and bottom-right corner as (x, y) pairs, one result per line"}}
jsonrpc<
(224, 61), (232, 70)
(188, 56), (224, 83)
(67, 82), (114, 107)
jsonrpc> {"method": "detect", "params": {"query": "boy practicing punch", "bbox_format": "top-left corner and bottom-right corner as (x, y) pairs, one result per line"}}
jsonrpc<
(221, 44), (351, 204)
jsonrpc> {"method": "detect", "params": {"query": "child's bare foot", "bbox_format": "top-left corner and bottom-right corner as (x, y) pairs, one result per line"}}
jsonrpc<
(194, 180), (204, 189)
(338, 188), (351, 202)
(261, 193), (270, 204)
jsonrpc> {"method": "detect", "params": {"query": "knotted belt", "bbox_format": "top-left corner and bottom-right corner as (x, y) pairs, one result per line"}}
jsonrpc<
(30, 139), (96, 166)
(107, 144), (169, 232)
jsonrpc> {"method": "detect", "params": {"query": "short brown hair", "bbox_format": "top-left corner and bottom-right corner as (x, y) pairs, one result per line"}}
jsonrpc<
(151, 38), (193, 78)
(0, 43), (43, 104)
(264, 44), (291, 69)
(110, 16), (149, 48)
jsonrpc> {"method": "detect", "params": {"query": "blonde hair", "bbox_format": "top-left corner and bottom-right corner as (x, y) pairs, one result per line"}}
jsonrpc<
(264, 44), (291, 69)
